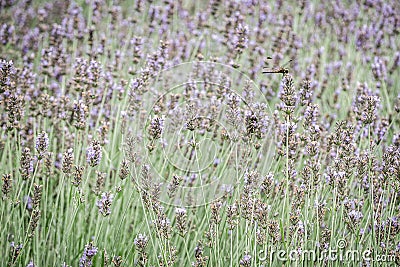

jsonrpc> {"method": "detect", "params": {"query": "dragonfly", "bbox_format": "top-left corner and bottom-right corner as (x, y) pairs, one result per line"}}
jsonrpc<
(262, 57), (292, 75)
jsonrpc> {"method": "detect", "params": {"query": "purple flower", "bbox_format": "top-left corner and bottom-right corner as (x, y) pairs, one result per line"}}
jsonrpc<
(79, 242), (98, 267)
(96, 192), (114, 216)
(86, 140), (102, 167)
(148, 117), (164, 140)
(26, 261), (35, 267)
(239, 253), (251, 267)
(0, 24), (14, 45)
(297, 220), (305, 234)
(348, 210), (363, 224)
(371, 56), (387, 81)
(35, 131), (49, 158)
(24, 195), (33, 211)
(0, 59), (16, 89)
(10, 241), (22, 250)
(234, 23), (249, 54)
(134, 233), (148, 252)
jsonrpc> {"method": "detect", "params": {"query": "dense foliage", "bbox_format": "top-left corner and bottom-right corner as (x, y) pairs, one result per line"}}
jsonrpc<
(1, 0), (399, 266)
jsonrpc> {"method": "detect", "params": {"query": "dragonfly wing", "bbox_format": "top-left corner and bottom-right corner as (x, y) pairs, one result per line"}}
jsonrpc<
(262, 68), (279, 73)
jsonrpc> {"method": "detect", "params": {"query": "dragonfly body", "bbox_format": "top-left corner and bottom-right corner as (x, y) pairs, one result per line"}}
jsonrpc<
(262, 57), (291, 75)
(262, 67), (289, 74)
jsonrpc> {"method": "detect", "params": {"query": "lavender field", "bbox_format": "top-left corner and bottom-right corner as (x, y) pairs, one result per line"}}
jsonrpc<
(1, 0), (399, 266)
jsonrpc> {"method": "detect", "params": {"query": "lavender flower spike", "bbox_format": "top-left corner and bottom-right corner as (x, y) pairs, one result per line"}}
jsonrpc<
(79, 242), (98, 267)
(96, 192), (114, 216)
(86, 140), (102, 167)
(36, 131), (49, 158)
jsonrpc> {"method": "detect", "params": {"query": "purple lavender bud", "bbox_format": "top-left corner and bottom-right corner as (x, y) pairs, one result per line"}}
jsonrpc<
(35, 131), (49, 158)
(24, 195), (33, 211)
(234, 23), (249, 54)
(0, 59), (16, 90)
(348, 210), (363, 224)
(26, 261), (35, 267)
(134, 233), (148, 252)
(96, 192), (114, 216)
(371, 56), (387, 81)
(239, 253), (251, 267)
(79, 242), (98, 267)
(86, 140), (102, 167)
(148, 117), (164, 140)
(10, 241), (22, 249)
(0, 24), (14, 45)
